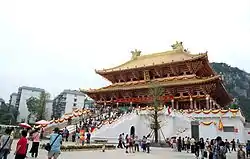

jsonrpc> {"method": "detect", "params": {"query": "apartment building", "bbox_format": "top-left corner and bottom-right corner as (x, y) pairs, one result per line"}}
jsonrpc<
(52, 90), (87, 118)
(9, 93), (18, 106)
(15, 86), (45, 123)
(0, 98), (5, 106)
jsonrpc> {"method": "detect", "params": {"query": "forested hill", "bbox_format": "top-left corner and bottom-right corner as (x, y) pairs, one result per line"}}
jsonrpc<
(211, 62), (250, 121)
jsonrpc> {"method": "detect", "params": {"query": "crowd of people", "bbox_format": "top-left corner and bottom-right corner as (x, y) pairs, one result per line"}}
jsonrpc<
(169, 136), (248, 159)
(117, 133), (151, 153)
(0, 127), (42, 159)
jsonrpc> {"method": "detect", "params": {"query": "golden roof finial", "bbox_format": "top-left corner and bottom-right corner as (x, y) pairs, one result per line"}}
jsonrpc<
(131, 49), (141, 60)
(171, 41), (184, 51)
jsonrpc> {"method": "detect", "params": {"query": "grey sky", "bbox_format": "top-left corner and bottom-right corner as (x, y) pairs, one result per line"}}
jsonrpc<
(0, 0), (250, 101)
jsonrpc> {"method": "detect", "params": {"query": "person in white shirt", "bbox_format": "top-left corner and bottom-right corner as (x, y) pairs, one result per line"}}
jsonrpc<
(184, 137), (188, 151)
(190, 137), (195, 153)
(121, 133), (125, 147)
(134, 136), (139, 152)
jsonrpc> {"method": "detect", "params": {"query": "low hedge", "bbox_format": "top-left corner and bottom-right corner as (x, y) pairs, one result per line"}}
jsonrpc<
(94, 139), (108, 143)
(61, 144), (116, 151)
(41, 144), (116, 151)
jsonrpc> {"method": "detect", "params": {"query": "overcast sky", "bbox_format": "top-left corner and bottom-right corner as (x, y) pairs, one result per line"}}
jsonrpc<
(0, 0), (250, 101)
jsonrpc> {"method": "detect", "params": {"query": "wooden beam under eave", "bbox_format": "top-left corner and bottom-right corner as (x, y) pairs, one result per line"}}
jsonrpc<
(169, 65), (177, 75)
(154, 68), (162, 77)
(131, 71), (140, 80)
(119, 74), (127, 82)
(193, 61), (203, 73)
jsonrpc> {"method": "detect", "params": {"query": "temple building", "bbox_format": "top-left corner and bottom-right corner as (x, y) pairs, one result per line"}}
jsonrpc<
(82, 41), (232, 109)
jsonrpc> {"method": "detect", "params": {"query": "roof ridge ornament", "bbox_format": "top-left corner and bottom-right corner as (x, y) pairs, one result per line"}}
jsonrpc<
(171, 41), (185, 52)
(131, 49), (141, 60)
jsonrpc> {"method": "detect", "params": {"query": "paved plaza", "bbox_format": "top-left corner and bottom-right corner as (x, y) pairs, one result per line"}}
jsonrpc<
(7, 146), (237, 159)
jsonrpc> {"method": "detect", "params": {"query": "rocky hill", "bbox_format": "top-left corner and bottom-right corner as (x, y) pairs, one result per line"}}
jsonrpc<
(211, 62), (250, 121)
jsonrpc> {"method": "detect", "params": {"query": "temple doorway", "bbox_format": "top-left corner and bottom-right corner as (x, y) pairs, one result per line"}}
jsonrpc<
(130, 126), (135, 137)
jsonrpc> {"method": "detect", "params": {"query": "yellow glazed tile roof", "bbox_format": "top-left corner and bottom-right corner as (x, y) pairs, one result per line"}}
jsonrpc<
(96, 49), (207, 73)
(83, 75), (220, 93)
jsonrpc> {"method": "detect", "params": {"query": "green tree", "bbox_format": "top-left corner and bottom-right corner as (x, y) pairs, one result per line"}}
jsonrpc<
(230, 103), (239, 109)
(26, 92), (50, 123)
(0, 103), (19, 125)
(148, 82), (164, 143)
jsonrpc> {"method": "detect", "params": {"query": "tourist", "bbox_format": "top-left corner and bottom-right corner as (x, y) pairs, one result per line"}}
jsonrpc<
(75, 131), (80, 145)
(246, 140), (250, 157)
(190, 137), (195, 153)
(128, 136), (134, 153)
(231, 139), (236, 152)
(182, 137), (185, 150)
(225, 139), (230, 153)
(117, 134), (123, 149)
(71, 132), (76, 142)
(184, 136), (188, 151)
(29, 128), (40, 158)
(199, 138), (205, 159)
(237, 139), (240, 147)
(177, 137), (182, 152)
(0, 128), (13, 159)
(15, 130), (28, 159)
(207, 141), (213, 159)
(86, 132), (91, 144)
(63, 127), (69, 142)
(121, 133), (125, 148)
(125, 134), (129, 153)
(194, 139), (200, 158)
(186, 137), (190, 153)
(205, 138), (210, 149)
(141, 136), (147, 152)
(117, 134), (123, 148)
(213, 136), (227, 159)
(48, 127), (62, 159)
(146, 136), (150, 153)
(237, 144), (246, 159)
(40, 128), (44, 140)
(172, 137), (177, 151)
(134, 136), (139, 152)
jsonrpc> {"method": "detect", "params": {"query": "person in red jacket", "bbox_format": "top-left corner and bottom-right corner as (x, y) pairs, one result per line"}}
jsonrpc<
(15, 130), (28, 159)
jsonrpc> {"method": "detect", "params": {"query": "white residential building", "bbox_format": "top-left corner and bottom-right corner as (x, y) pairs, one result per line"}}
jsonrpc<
(0, 98), (5, 106)
(9, 93), (18, 106)
(52, 90), (87, 118)
(45, 100), (53, 120)
(16, 86), (45, 123)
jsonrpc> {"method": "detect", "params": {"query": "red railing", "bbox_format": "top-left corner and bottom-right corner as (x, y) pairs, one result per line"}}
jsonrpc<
(112, 95), (174, 103)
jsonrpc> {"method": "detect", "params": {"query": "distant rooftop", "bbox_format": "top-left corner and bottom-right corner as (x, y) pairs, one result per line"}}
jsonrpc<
(0, 98), (5, 102)
(19, 86), (45, 92)
(62, 89), (86, 96)
(10, 93), (18, 96)
(53, 89), (86, 100)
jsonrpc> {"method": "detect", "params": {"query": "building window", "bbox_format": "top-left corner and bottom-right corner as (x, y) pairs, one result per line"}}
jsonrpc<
(73, 103), (77, 107)
(74, 98), (77, 102)
(223, 126), (234, 132)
